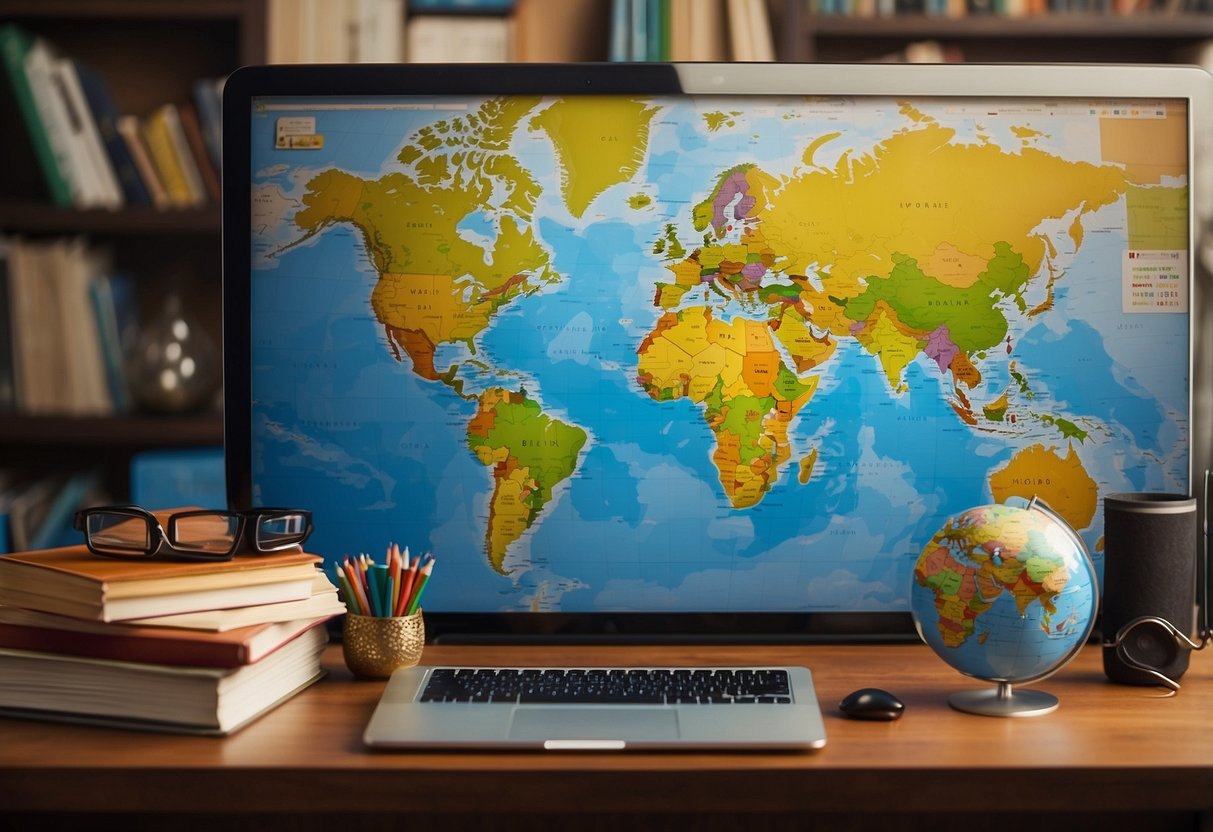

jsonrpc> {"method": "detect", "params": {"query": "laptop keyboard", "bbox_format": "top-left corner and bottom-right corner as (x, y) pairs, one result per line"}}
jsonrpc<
(418, 667), (794, 704)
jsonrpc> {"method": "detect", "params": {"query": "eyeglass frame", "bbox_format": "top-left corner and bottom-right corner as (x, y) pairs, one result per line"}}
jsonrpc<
(73, 505), (313, 561)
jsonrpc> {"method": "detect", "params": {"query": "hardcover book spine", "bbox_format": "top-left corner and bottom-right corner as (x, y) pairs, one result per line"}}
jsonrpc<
(140, 105), (199, 208)
(0, 25), (73, 206)
(54, 58), (123, 209)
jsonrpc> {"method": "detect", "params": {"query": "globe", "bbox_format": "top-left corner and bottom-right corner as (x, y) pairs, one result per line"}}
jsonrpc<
(910, 498), (1098, 717)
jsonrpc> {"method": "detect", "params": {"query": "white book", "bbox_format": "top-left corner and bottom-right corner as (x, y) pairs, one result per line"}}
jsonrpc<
(49, 238), (113, 414)
(746, 0), (775, 62)
(52, 58), (124, 208)
(347, 0), (403, 62)
(406, 16), (513, 63)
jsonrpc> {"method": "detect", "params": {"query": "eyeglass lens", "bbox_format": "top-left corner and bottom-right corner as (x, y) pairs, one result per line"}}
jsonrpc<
(173, 513), (242, 554)
(86, 512), (152, 554)
(254, 512), (310, 550)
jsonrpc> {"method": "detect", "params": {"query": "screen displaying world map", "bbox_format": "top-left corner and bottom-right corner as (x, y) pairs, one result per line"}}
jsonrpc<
(248, 92), (1190, 614)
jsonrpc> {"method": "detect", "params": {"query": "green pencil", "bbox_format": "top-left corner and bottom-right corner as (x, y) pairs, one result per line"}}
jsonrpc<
(404, 558), (434, 616)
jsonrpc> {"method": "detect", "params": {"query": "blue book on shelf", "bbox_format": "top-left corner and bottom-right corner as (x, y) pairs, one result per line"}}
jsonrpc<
(73, 59), (152, 206)
(192, 77), (223, 173)
(88, 271), (136, 414)
(609, 0), (630, 62)
(131, 447), (227, 510)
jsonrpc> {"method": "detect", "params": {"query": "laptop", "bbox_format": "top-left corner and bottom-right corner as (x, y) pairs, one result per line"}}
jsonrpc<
(364, 663), (826, 750)
(221, 61), (1208, 750)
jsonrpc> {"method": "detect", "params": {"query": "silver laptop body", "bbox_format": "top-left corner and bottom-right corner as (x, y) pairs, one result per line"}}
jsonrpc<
(364, 664), (827, 751)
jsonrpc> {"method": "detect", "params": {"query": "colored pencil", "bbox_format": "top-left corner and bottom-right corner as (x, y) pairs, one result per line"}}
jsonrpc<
(405, 557), (434, 616)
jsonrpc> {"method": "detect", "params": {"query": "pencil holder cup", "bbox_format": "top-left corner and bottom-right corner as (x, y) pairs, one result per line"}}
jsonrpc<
(342, 611), (424, 679)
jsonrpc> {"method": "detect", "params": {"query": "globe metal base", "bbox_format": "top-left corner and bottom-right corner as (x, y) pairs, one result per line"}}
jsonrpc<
(948, 682), (1059, 717)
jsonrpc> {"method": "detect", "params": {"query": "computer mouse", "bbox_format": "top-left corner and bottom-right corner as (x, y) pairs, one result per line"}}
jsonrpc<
(839, 687), (904, 721)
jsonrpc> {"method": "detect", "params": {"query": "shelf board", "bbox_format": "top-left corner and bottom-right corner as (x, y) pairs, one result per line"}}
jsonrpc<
(0, 0), (252, 21)
(801, 12), (1213, 39)
(0, 203), (220, 236)
(0, 412), (224, 449)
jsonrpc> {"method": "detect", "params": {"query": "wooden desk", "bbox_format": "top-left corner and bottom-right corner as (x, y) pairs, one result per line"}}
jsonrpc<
(2, 642), (1211, 832)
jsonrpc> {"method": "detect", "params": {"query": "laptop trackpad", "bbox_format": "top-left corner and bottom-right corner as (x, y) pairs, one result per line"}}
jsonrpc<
(508, 708), (678, 744)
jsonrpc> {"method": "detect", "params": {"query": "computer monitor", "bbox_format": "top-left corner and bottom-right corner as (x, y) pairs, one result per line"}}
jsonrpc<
(222, 62), (1211, 641)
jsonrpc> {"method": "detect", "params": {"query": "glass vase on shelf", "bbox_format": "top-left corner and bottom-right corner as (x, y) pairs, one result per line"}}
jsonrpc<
(127, 291), (220, 414)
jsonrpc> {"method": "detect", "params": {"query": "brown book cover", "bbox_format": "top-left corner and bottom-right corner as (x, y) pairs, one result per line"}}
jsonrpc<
(177, 99), (221, 204)
(0, 607), (334, 668)
(0, 543), (322, 622)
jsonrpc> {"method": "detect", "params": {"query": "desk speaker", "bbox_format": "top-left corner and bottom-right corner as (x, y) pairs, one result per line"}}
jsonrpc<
(1101, 493), (1197, 687)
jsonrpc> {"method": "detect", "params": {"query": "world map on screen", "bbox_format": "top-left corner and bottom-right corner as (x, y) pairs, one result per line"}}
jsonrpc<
(250, 93), (1189, 613)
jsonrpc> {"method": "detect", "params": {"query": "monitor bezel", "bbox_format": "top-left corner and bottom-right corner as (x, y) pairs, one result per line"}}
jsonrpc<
(222, 61), (1210, 643)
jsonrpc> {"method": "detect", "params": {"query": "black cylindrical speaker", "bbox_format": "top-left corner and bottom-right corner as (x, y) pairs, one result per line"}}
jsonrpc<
(1101, 492), (1197, 686)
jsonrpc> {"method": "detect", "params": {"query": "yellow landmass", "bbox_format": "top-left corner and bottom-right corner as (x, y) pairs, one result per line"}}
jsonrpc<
(983, 388), (1011, 421)
(771, 307), (837, 372)
(921, 242), (986, 289)
(486, 465), (534, 574)
(1068, 214), (1085, 251)
(854, 306), (923, 392)
(802, 132), (843, 168)
(763, 119), (1131, 292)
(798, 448), (818, 485)
(988, 442), (1099, 532)
(529, 97), (658, 218)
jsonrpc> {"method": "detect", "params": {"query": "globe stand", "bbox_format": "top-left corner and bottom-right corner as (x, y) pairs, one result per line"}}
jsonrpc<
(949, 682), (1059, 717)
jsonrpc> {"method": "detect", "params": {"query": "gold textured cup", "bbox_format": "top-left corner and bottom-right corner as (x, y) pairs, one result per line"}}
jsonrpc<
(342, 611), (425, 679)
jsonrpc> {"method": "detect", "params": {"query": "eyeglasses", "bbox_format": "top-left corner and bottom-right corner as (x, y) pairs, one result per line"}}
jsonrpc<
(73, 505), (313, 561)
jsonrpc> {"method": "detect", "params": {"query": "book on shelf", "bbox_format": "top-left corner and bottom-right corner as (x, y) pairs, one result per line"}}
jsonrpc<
(0, 540), (322, 623)
(0, 23), (72, 206)
(88, 270), (137, 414)
(3, 236), (118, 416)
(73, 59), (153, 207)
(268, 0), (404, 63)
(513, 0), (609, 62)
(0, 604), (338, 668)
(50, 57), (124, 209)
(177, 100), (222, 204)
(609, 0), (732, 62)
(115, 114), (171, 209)
(140, 103), (207, 209)
(406, 13), (516, 61)
(191, 77), (224, 173)
(0, 622), (329, 735)
(18, 31), (89, 207)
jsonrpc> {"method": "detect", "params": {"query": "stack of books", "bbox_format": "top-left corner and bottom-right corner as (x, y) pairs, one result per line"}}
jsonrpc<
(0, 542), (345, 735)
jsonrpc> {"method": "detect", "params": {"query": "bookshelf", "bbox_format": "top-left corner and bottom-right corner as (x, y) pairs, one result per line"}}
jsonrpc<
(0, 0), (265, 526)
(771, 1), (1213, 62)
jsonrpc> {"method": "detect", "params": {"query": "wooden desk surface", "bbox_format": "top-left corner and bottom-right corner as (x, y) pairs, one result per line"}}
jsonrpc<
(2, 641), (1211, 825)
